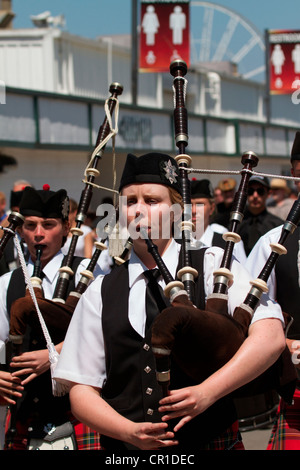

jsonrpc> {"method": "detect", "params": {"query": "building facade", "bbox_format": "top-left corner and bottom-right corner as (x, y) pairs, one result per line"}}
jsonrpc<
(0, 25), (299, 209)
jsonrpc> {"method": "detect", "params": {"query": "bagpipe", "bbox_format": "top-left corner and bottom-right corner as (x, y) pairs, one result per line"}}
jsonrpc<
(0, 211), (25, 258)
(3, 82), (124, 449)
(2, 58), (299, 420)
(6, 82), (123, 388)
(143, 60), (298, 403)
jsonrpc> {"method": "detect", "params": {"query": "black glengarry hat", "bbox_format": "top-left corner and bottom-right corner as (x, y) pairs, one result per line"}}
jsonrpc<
(191, 179), (214, 198)
(119, 153), (182, 195)
(19, 184), (69, 220)
(291, 131), (300, 162)
(10, 190), (24, 209)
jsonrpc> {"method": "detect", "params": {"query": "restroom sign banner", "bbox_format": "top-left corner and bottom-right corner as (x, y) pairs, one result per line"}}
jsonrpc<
(268, 29), (300, 94)
(139, 0), (190, 72)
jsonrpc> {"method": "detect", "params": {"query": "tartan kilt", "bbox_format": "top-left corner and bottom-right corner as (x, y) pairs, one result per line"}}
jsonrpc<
(94, 419), (244, 451)
(4, 411), (102, 450)
(195, 419), (244, 450)
(4, 411), (242, 450)
(267, 385), (300, 450)
(73, 419), (102, 450)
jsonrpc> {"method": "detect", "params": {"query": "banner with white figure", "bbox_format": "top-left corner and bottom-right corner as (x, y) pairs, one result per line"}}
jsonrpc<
(139, 0), (190, 72)
(268, 29), (300, 95)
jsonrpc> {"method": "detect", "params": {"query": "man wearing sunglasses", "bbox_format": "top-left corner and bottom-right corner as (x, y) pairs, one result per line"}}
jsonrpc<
(238, 175), (283, 256)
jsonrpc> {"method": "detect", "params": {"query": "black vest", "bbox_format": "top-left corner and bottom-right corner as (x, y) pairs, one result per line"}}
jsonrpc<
(101, 248), (236, 450)
(275, 226), (300, 339)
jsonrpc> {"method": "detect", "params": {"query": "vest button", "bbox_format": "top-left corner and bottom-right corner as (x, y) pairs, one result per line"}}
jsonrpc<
(146, 387), (153, 395)
(147, 408), (154, 415)
(144, 366), (151, 373)
(143, 343), (150, 351)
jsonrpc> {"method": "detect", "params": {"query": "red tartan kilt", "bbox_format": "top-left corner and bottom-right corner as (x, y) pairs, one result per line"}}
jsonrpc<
(4, 412), (102, 450)
(4, 412), (242, 450)
(191, 419), (245, 450)
(268, 385), (300, 450)
(73, 420), (102, 450)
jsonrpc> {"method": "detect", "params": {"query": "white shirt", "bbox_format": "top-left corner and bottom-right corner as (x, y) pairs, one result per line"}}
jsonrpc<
(200, 224), (247, 264)
(54, 240), (283, 390)
(94, 239), (115, 273)
(62, 225), (92, 257)
(0, 251), (105, 350)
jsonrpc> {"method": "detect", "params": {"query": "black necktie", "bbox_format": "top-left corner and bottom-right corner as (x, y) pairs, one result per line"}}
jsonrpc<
(144, 268), (169, 330)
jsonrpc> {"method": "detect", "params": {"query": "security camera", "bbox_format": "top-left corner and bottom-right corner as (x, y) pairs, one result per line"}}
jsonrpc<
(30, 11), (51, 27)
(30, 11), (65, 28)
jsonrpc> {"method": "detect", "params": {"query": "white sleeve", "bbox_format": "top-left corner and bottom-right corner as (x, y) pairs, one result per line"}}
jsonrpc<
(54, 275), (106, 389)
(203, 247), (251, 312)
(75, 257), (111, 284)
(232, 239), (247, 264)
(203, 246), (283, 325)
(245, 228), (282, 301)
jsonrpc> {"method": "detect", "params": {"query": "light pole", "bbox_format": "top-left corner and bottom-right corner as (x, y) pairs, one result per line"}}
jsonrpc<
(131, 0), (138, 105)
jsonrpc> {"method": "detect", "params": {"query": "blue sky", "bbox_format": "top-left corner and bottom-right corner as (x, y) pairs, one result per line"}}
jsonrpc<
(11, 0), (300, 39)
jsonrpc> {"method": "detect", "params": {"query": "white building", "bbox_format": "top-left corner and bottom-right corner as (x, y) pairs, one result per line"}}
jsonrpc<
(0, 7), (299, 210)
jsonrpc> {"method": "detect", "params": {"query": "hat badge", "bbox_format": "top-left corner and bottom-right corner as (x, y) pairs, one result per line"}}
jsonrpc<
(163, 159), (178, 185)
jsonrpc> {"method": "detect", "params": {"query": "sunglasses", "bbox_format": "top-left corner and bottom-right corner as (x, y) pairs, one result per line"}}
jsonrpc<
(247, 187), (266, 196)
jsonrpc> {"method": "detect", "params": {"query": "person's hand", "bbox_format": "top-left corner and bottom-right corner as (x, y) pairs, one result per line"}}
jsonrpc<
(158, 384), (212, 433)
(0, 370), (24, 405)
(10, 349), (50, 385)
(127, 421), (178, 450)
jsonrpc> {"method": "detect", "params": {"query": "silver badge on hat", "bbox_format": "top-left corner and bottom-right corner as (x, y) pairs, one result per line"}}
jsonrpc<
(163, 160), (178, 184)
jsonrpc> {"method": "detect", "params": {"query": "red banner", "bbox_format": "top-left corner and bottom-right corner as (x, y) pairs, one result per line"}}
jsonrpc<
(268, 29), (300, 95)
(139, 1), (190, 72)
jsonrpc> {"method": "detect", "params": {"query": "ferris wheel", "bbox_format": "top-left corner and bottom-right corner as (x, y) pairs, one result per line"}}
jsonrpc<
(190, 1), (266, 81)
